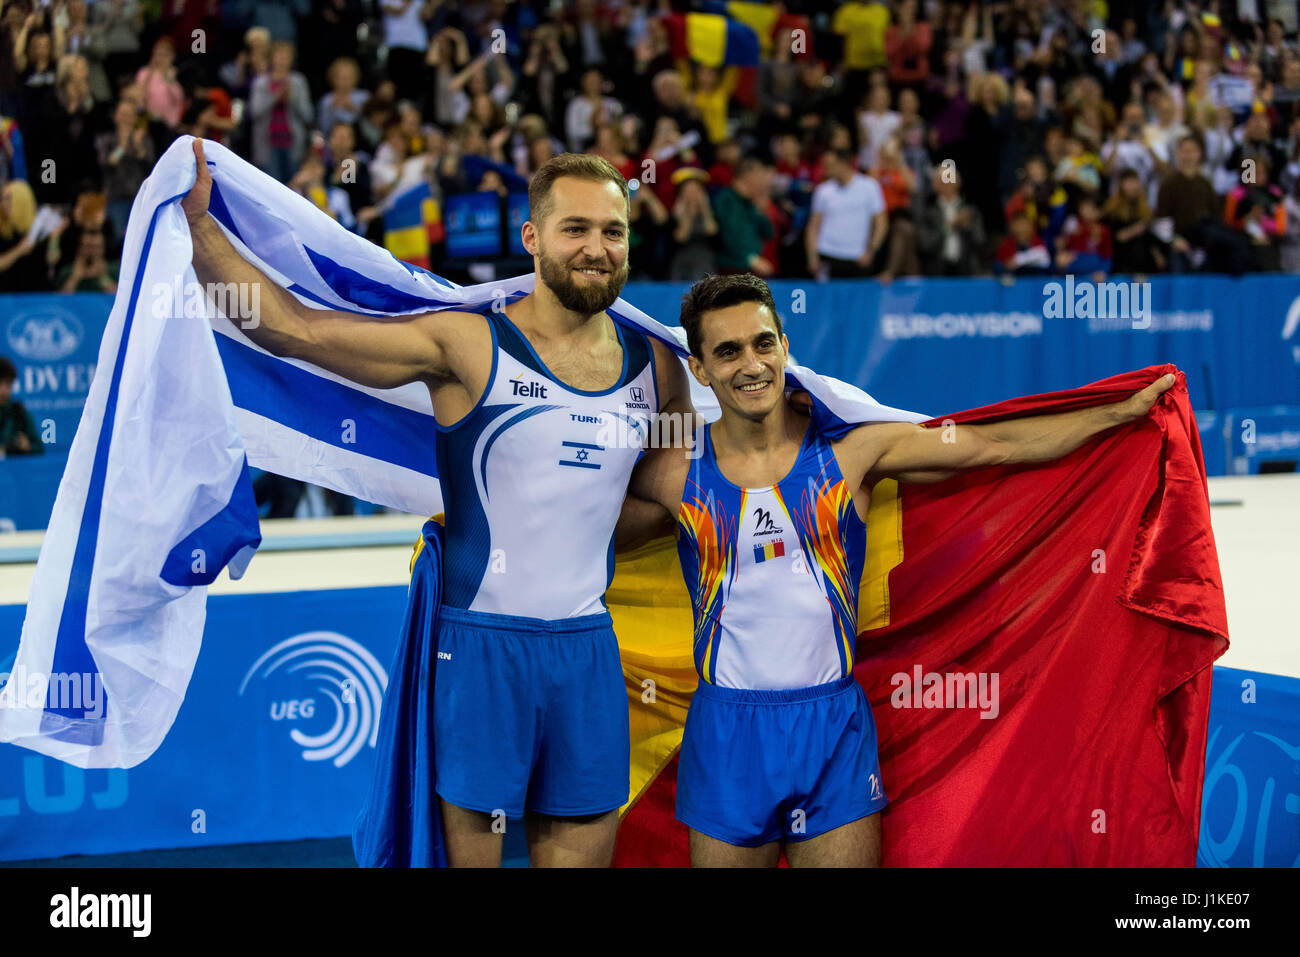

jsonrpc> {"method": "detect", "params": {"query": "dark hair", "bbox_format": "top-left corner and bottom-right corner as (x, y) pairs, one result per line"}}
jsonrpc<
(528, 152), (629, 226)
(734, 156), (766, 180)
(1246, 150), (1273, 180)
(1177, 132), (1205, 156)
(0, 356), (16, 383)
(679, 273), (782, 358)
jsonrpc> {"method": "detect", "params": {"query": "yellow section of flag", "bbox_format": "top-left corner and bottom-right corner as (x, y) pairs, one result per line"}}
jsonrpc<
(605, 535), (697, 812)
(685, 12), (729, 67)
(728, 1), (780, 54)
(859, 478), (903, 632)
(386, 225), (428, 263)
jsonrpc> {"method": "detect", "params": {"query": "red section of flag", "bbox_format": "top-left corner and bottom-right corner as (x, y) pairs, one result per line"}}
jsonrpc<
(661, 13), (688, 60)
(773, 539), (785, 558)
(613, 754), (686, 867)
(733, 66), (757, 108)
(615, 364), (1227, 866)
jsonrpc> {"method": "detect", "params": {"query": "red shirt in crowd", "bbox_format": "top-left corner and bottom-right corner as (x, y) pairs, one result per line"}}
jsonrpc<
(871, 165), (912, 212)
(1064, 219), (1113, 258)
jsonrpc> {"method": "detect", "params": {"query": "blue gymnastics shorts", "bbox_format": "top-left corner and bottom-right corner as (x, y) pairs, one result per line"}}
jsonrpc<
(432, 605), (630, 818)
(675, 674), (889, 847)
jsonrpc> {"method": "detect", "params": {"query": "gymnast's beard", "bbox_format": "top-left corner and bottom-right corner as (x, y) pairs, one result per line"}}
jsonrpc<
(537, 246), (629, 317)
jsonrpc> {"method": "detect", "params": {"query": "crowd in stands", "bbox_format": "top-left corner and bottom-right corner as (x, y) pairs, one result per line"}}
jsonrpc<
(1, 0), (1300, 293)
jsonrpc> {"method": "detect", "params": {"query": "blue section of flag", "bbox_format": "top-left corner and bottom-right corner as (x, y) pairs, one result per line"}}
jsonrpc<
(160, 456), (262, 586)
(384, 182), (432, 231)
(215, 334), (440, 478)
(353, 519), (447, 868)
(723, 16), (761, 65)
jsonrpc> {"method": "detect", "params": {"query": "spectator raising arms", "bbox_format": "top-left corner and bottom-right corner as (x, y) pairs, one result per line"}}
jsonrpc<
(97, 98), (155, 251)
(669, 169), (718, 281)
(133, 37), (183, 130)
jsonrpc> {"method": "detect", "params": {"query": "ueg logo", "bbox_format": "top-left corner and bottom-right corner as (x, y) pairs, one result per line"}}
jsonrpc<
(50, 887), (150, 937)
(238, 631), (388, 767)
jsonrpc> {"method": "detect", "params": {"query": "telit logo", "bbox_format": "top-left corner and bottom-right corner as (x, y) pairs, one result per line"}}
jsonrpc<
(511, 374), (548, 398)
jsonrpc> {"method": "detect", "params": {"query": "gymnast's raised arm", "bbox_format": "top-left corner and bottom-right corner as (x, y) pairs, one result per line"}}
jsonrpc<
(182, 138), (466, 391)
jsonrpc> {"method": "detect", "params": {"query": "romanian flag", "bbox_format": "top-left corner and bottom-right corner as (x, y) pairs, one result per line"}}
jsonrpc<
(382, 182), (445, 271)
(661, 11), (761, 67)
(724, 2), (780, 50)
(702, 1), (804, 57)
(0, 116), (24, 181)
(611, 365), (1228, 866)
(752, 539), (785, 563)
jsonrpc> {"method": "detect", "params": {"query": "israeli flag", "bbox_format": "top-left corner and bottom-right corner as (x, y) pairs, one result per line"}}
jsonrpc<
(0, 136), (926, 769)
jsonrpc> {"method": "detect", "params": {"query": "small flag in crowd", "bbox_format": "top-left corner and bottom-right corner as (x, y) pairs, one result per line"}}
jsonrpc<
(383, 182), (444, 271)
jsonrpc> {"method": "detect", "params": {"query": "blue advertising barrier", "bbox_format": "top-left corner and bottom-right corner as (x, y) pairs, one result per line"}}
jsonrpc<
(1221, 406), (1300, 474)
(0, 587), (406, 860)
(1197, 667), (1300, 867)
(0, 588), (1294, 866)
(4, 275), (1299, 453)
(1195, 411), (1227, 478)
(2, 294), (110, 451)
(0, 450), (66, 532)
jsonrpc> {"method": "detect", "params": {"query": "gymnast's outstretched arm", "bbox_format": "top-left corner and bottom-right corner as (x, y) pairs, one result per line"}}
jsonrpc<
(183, 138), (472, 391)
